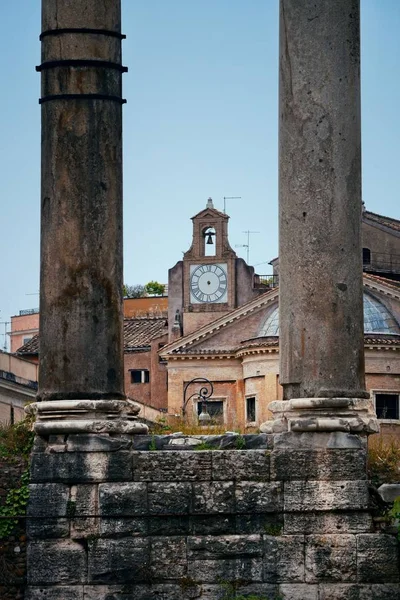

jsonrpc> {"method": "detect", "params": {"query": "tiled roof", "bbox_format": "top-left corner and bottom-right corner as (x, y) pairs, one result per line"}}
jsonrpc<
(16, 317), (168, 356)
(124, 317), (168, 351)
(364, 210), (400, 233)
(364, 334), (400, 346)
(363, 273), (400, 291)
(16, 335), (39, 355)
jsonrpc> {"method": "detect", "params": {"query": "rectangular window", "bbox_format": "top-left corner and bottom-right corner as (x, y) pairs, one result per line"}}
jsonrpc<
(130, 369), (150, 384)
(197, 400), (224, 423)
(246, 397), (256, 422)
(23, 337), (32, 345)
(375, 393), (399, 420)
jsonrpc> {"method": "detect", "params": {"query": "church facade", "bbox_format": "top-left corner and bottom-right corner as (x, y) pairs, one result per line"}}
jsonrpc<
(161, 201), (400, 435)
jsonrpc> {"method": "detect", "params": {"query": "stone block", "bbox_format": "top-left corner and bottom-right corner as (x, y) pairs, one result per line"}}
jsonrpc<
(28, 483), (70, 516)
(318, 584), (400, 599)
(377, 483), (400, 503)
(100, 517), (147, 537)
(133, 451), (212, 481)
(274, 432), (365, 450)
(193, 482), (234, 513)
(263, 535), (305, 582)
(279, 584), (318, 600)
(27, 541), (87, 585)
(27, 483), (70, 539)
(148, 482), (191, 514)
(187, 534), (262, 559)
(30, 451), (132, 483)
(25, 587), (84, 600)
(71, 484), (99, 538)
(88, 538), (150, 584)
(240, 433), (274, 449)
(190, 514), (235, 535)
(271, 449), (366, 481)
(187, 558), (262, 583)
(83, 583), (223, 600)
(284, 512), (373, 535)
(148, 515), (190, 536)
(150, 537), (187, 579)
(66, 434), (132, 452)
(212, 450), (270, 481)
(99, 482), (147, 516)
(305, 534), (357, 583)
(231, 583), (279, 598)
(236, 482), (283, 513)
(236, 514), (283, 535)
(284, 481), (369, 512)
(357, 534), (399, 583)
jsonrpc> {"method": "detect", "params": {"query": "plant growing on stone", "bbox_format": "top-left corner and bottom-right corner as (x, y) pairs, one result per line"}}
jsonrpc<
(0, 418), (35, 460)
(0, 470), (30, 539)
(194, 441), (214, 450)
(219, 580), (279, 600)
(264, 522), (282, 536)
(389, 497), (400, 540)
(235, 435), (246, 450)
(368, 434), (400, 487)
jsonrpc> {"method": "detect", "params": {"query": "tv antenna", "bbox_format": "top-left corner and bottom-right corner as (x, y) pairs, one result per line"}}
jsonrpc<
(223, 196), (241, 214)
(235, 230), (260, 264)
(0, 320), (10, 352)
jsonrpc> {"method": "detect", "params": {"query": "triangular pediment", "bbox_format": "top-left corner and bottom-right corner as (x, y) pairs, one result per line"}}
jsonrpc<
(161, 273), (400, 359)
(191, 207), (228, 221)
(161, 287), (279, 357)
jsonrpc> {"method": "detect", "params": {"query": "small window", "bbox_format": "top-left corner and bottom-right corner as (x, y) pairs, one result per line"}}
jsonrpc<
(23, 337), (32, 345)
(362, 248), (371, 265)
(130, 369), (150, 384)
(375, 393), (399, 420)
(246, 397), (256, 422)
(197, 400), (224, 423)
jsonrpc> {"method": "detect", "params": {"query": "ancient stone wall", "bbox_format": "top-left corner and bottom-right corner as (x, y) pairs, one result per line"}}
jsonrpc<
(26, 432), (399, 599)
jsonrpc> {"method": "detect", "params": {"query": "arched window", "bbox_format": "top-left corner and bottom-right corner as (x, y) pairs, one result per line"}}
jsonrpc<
(203, 227), (216, 257)
(362, 247), (371, 265)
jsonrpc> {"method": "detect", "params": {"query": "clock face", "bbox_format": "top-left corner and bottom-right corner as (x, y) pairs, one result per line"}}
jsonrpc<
(190, 263), (228, 303)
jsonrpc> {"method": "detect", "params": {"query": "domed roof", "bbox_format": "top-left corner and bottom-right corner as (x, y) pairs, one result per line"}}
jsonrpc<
(258, 293), (400, 337)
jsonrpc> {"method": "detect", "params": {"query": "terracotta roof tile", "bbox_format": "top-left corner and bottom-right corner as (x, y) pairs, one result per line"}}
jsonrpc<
(363, 273), (400, 291)
(16, 334), (39, 355)
(124, 317), (168, 351)
(16, 317), (168, 356)
(364, 210), (400, 233)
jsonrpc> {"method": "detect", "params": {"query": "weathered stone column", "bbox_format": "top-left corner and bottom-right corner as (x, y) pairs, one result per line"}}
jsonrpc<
(29, 0), (146, 435)
(263, 0), (377, 434)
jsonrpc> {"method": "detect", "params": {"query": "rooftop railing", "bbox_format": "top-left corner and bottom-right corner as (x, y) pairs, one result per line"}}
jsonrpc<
(19, 308), (39, 316)
(254, 274), (279, 289)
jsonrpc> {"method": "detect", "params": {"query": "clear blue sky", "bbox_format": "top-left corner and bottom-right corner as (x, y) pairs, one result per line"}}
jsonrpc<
(0, 1), (399, 350)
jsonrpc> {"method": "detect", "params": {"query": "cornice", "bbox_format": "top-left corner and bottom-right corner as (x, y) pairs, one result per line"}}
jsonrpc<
(161, 287), (278, 356)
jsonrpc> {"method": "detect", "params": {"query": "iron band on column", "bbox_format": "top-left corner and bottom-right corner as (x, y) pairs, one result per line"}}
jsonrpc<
(36, 59), (128, 72)
(40, 28), (126, 40)
(39, 94), (127, 105)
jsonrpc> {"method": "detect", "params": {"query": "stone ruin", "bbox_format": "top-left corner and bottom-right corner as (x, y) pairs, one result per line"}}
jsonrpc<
(25, 1), (399, 599)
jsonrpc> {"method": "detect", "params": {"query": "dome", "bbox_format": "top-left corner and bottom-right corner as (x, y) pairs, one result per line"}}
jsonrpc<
(258, 293), (400, 337)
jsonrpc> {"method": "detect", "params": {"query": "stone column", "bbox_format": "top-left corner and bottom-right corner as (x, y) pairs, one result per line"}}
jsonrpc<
(263, 0), (378, 434)
(30, 0), (146, 435)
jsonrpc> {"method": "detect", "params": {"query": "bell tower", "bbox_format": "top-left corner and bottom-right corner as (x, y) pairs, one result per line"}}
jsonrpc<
(169, 198), (260, 340)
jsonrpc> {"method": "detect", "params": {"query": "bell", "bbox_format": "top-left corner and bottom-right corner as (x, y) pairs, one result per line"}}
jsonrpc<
(206, 233), (214, 245)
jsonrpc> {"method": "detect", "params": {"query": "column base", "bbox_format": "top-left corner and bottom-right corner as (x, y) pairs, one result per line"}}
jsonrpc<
(260, 397), (379, 435)
(25, 399), (149, 435)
